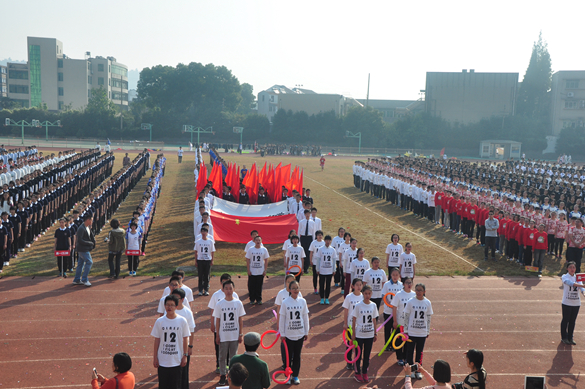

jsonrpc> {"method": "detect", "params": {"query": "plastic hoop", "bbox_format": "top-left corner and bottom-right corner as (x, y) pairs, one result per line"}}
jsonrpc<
(260, 330), (280, 349)
(287, 265), (302, 275)
(383, 292), (395, 308)
(272, 309), (278, 322)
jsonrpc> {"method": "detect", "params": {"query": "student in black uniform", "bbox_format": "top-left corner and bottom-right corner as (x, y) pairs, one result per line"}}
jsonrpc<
(257, 187), (269, 204)
(238, 185), (250, 205)
(222, 186), (235, 202)
(54, 218), (71, 277)
(16, 202), (28, 252)
(1, 212), (14, 267)
(303, 189), (313, 205)
(8, 207), (20, 259)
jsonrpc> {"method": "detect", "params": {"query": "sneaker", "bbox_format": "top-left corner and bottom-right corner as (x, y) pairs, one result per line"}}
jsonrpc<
(129, 271), (133, 275)
(291, 377), (300, 385)
(362, 374), (369, 382)
(320, 298), (324, 305)
(62, 272), (67, 278)
(354, 373), (363, 382)
(256, 300), (263, 305)
(325, 299), (330, 305)
(538, 274), (542, 278)
(314, 289), (319, 295)
(83, 281), (92, 287)
(345, 363), (353, 370)
(570, 339), (577, 345)
(562, 338), (571, 345)
(218, 375), (228, 386)
(72, 280), (83, 285)
(250, 301), (256, 305)
(215, 367), (220, 374)
(412, 372), (423, 380)
(341, 290), (344, 295)
(198, 292), (203, 296)
(204, 291), (209, 296)
(334, 283), (339, 287)
(397, 360), (406, 366)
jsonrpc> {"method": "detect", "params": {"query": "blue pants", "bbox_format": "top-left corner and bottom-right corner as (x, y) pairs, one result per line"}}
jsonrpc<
(74, 251), (93, 282)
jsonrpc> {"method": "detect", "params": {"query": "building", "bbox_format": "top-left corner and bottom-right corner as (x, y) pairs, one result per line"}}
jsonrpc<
(425, 70), (518, 124)
(5, 36), (128, 111)
(479, 139), (521, 159)
(550, 70), (585, 136)
(357, 99), (424, 124)
(0, 65), (6, 98)
(257, 85), (302, 121)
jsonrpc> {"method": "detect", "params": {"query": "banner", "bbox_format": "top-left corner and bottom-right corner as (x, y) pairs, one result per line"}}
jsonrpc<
(210, 210), (298, 244)
(212, 197), (288, 217)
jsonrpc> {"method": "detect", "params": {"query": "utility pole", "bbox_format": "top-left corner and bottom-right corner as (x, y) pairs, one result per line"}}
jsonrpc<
(366, 73), (370, 108)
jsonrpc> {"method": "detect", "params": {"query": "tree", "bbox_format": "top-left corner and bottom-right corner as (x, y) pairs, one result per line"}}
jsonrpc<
(516, 32), (552, 119)
(341, 106), (387, 147)
(237, 83), (255, 114)
(86, 87), (117, 115)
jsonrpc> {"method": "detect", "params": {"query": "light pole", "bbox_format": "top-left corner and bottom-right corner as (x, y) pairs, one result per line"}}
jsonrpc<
(4, 118), (40, 145)
(141, 123), (152, 142)
(345, 131), (362, 154)
(40, 120), (62, 141)
(182, 125), (214, 145)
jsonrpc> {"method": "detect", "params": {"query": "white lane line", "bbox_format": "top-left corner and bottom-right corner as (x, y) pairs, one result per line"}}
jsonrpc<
(306, 176), (485, 272)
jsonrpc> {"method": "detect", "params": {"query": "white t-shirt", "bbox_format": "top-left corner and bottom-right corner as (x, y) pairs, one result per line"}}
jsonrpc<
(246, 246), (270, 275)
(157, 294), (192, 314)
(309, 239), (326, 265)
(332, 236), (345, 257)
(150, 315), (191, 367)
(342, 292), (363, 326)
(317, 245), (337, 275)
(351, 301), (379, 339)
(391, 290), (416, 326)
(275, 288), (303, 306)
(381, 280), (404, 315)
(279, 296), (310, 341)
(562, 273), (584, 306)
(208, 289), (240, 311)
(175, 306), (196, 332)
(404, 297), (433, 337)
(385, 243), (404, 268)
(363, 268), (388, 299)
(213, 298), (246, 342)
(350, 258), (370, 281)
(285, 245), (305, 269)
(244, 240), (263, 253)
(196, 222), (213, 237)
(194, 238), (216, 261)
(398, 252), (417, 278)
(342, 248), (358, 274)
(282, 239), (292, 252)
(126, 230), (141, 251)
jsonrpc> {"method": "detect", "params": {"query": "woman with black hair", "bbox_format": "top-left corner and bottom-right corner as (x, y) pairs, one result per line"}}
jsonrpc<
(403, 360), (450, 388)
(451, 349), (487, 389)
(91, 352), (135, 389)
(561, 261), (585, 345)
(404, 283), (433, 379)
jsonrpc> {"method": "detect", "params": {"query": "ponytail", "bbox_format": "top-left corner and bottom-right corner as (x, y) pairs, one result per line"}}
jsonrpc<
(466, 349), (485, 389)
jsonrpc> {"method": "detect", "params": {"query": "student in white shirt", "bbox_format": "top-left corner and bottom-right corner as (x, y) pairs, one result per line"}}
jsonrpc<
(126, 222), (142, 275)
(208, 274), (239, 374)
(171, 288), (196, 389)
(317, 235), (337, 305)
(349, 248), (371, 283)
(309, 230), (325, 295)
(351, 285), (378, 383)
(298, 210), (315, 273)
(385, 234), (404, 274)
(194, 227), (216, 296)
(275, 274), (303, 368)
(245, 235), (270, 305)
(285, 235), (305, 283)
(403, 283), (433, 375)
(158, 276), (193, 316)
(342, 238), (358, 296)
(362, 257), (387, 310)
(342, 278), (363, 370)
(244, 230), (263, 253)
(390, 277), (415, 366)
(151, 295), (190, 389)
(398, 243), (417, 282)
(561, 261), (585, 345)
(332, 227), (346, 288)
(279, 280), (309, 385)
(310, 207), (322, 232)
(161, 270), (194, 310)
(381, 268), (403, 349)
(281, 229), (296, 265)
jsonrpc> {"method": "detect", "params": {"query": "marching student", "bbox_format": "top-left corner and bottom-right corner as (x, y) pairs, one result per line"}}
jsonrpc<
(209, 274), (240, 375)
(316, 235), (337, 304)
(298, 210), (315, 274)
(309, 230), (326, 294)
(555, 213), (568, 259)
(157, 276), (189, 316)
(522, 220), (537, 266)
(1, 212), (13, 267)
(194, 226), (216, 296)
(126, 222), (142, 275)
(279, 280), (310, 385)
(245, 235), (270, 305)
(547, 211), (558, 255)
(385, 234), (403, 275)
(66, 216), (77, 273)
(281, 229), (296, 264)
(245, 230), (262, 253)
(398, 243), (416, 283)
(381, 268), (403, 347)
(404, 283), (433, 378)
(342, 238), (358, 295)
(214, 280), (246, 387)
(162, 270), (194, 310)
(177, 147), (183, 163)
(8, 207), (19, 258)
(332, 227), (346, 288)
(310, 208), (322, 232)
(391, 277), (415, 366)
(151, 295), (191, 389)
(54, 217), (71, 278)
(285, 235), (305, 283)
(350, 248), (371, 283)
(533, 223), (548, 277)
(363, 257), (387, 309)
(275, 274), (303, 369)
(170, 288), (196, 389)
(351, 284), (378, 383)
(342, 278), (363, 370)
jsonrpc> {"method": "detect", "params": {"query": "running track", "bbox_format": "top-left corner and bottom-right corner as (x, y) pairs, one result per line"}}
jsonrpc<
(0, 275), (581, 388)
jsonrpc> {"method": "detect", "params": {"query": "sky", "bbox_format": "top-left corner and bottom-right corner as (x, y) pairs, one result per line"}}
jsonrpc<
(2, 0), (584, 100)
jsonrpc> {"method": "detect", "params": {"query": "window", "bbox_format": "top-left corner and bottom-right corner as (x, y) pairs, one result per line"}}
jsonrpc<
(566, 80), (579, 89)
(565, 100), (578, 109)
(98, 77), (104, 85)
(98, 64), (104, 72)
(0, 67), (6, 74)
(482, 145), (490, 153)
(111, 65), (128, 77)
(89, 89), (91, 98)
(28, 44), (42, 107)
(262, 95), (265, 102)
(58, 72), (63, 82)
(58, 101), (64, 110)
(8, 70), (28, 80)
(88, 76), (92, 84)
(563, 120), (577, 128)
(111, 91), (128, 101)
(9, 85), (29, 94)
(58, 87), (64, 96)
(1, 86), (6, 93)
(58, 59), (63, 68)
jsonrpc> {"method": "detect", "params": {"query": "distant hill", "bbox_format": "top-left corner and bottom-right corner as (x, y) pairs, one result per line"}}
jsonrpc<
(0, 58), (26, 66)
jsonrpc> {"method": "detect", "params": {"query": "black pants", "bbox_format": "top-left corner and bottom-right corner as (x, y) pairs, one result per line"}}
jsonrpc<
(371, 297), (381, 310)
(405, 335), (426, 365)
(383, 313), (395, 345)
(548, 234), (555, 253)
(555, 238), (565, 257)
(57, 255), (67, 273)
(300, 236), (312, 273)
(428, 206), (435, 222)
(561, 304), (580, 341)
(197, 260), (211, 292)
(285, 337), (305, 377)
(181, 355), (190, 389)
(108, 251), (122, 277)
(567, 247), (583, 273)
(334, 261), (342, 285)
(158, 365), (182, 389)
(355, 337), (374, 374)
(524, 246), (533, 266)
(484, 236), (497, 259)
(248, 274), (264, 302)
(319, 274), (332, 298)
(480, 226), (486, 245)
(468, 220), (475, 239)
(312, 265), (319, 290)
(127, 255), (140, 272)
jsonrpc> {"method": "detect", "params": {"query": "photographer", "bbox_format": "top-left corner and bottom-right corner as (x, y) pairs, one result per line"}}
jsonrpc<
(91, 352), (135, 389)
(403, 360), (451, 388)
(451, 349), (486, 389)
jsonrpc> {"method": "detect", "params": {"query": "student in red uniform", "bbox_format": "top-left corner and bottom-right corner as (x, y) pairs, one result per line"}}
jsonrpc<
(533, 223), (548, 276)
(319, 156), (326, 171)
(434, 188), (444, 225)
(523, 220), (537, 266)
(498, 211), (509, 259)
(516, 217), (526, 265)
(507, 214), (519, 262)
(466, 198), (478, 241)
(547, 212), (558, 255)
(476, 203), (485, 244)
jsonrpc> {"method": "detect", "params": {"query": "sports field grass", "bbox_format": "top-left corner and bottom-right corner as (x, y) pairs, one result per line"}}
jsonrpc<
(1, 150), (568, 278)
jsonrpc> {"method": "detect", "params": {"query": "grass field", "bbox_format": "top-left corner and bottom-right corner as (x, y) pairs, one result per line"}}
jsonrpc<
(0, 150), (568, 278)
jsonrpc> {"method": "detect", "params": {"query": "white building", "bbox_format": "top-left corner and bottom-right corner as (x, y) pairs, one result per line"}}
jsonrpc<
(550, 70), (585, 136)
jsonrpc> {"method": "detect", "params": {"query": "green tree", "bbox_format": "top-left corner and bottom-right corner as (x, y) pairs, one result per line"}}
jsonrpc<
(341, 106), (387, 147)
(237, 83), (255, 114)
(86, 87), (117, 115)
(516, 32), (552, 119)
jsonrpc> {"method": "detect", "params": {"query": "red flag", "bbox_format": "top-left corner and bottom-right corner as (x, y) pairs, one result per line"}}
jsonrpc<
(244, 163), (257, 204)
(258, 162), (267, 189)
(289, 166), (299, 194)
(440, 147), (445, 156)
(210, 210), (298, 244)
(280, 164), (291, 198)
(273, 163), (282, 202)
(196, 163), (207, 196)
(265, 164), (274, 202)
(211, 162), (223, 197)
(231, 163), (240, 203)
(297, 169), (303, 195)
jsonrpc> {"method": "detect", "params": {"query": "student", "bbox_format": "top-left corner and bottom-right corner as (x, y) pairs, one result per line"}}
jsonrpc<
(363, 257), (387, 309)
(350, 248), (371, 283)
(523, 220), (537, 266)
(310, 208), (322, 232)
(342, 278), (363, 370)
(223, 362), (249, 389)
(209, 274), (240, 374)
(177, 147), (183, 163)
(342, 238), (358, 295)
(317, 235), (337, 304)
(547, 212), (558, 256)
(484, 211), (499, 261)
(332, 227), (346, 288)
(281, 229), (296, 263)
(285, 235), (305, 283)
(54, 218), (71, 278)
(398, 243), (416, 283)
(351, 284), (378, 383)
(391, 277), (415, 366)
(561, 261), (585, 345)
(275, 274), (303, 368)
(404, 283), (433, 377)
(1, 212), (13, 267)
(298, 210), (315, 273)
(338, 232), (352, 293)
(214, 280), (246, 386)
(151, 295), (190, 389)
(162, 270), (194, 309)
(245, 235), (269, 305)
(533, 223), (548, 276)
(451, 349), (487, 389)
(309, 230), (325, 294)
(90, 352), (135, 389)
(126, 222), (142, 275)
(385, 234), (403, 275)
(106, 219), (125, 279)
(381, 268), (403, 347)
(8, 207), (19, 258)
(279, 280), (309, 385)
(194, 226), (216, 296)
(157, 276), (188, 316)
(171, 288), (196, 389)
(555, 213), (568, 258)
(244, 230), (262, 253)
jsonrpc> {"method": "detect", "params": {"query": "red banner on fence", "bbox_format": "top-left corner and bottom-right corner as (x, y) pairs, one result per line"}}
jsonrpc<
(210, 210), (298, 244)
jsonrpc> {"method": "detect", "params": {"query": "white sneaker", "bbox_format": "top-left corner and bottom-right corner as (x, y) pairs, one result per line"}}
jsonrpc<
(83, 281), (92, 287)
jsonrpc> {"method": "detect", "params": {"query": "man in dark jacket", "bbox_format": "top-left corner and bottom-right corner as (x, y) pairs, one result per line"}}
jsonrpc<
(73, 214), (95, 286)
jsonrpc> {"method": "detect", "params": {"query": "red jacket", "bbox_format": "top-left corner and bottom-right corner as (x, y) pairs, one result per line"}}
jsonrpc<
(523, 227), (537, 247)
(498, 218), (509, 235)
(534, 231), (548, 250)
(435, 192), (444, 208)
(467, 204), (478, 221)
(507, 220), (517, 240)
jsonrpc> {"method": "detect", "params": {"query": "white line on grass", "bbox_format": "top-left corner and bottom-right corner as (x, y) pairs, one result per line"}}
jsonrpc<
(306, 176), (485, 272)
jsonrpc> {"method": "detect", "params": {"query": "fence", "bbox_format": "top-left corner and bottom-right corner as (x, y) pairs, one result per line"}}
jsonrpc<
(0, 136), (166, 151)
